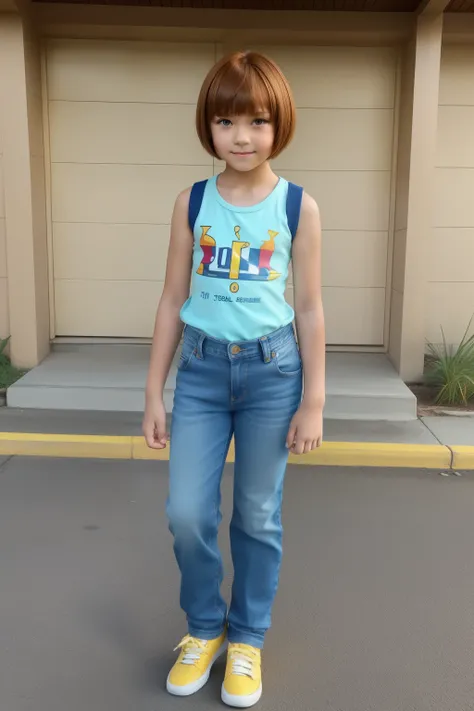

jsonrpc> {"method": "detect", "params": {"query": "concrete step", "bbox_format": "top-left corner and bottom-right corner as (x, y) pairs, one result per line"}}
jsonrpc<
(324, 353), (417, 420)
(6, 345), (417, 421)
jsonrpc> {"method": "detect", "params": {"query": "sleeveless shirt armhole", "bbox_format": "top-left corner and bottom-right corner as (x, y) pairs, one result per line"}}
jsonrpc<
(188, 179), (208, 234)
(285, 182), (304, 241)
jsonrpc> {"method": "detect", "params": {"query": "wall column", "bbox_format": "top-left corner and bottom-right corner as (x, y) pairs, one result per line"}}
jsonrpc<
(389, 13), (443, 382)
(0, 12), (50, 368)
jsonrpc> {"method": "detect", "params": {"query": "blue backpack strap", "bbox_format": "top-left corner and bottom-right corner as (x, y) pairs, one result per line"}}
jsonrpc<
(286, 182), (304, 241)
(188, 179), (207, 233)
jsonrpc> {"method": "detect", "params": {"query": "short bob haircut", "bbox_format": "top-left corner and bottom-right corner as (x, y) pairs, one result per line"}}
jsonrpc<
(196, 51), (296, 160)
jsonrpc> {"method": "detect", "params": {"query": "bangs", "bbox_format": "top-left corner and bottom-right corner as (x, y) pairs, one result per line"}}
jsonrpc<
(206, 61), (276, 120)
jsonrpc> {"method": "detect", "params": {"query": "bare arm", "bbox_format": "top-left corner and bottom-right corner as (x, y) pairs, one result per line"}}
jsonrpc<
(143, 188), (193, 448)
(286, 193), (326, 455)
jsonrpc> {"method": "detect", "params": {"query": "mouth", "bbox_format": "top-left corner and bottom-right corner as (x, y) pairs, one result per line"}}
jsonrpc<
(231, 151), (255, 156)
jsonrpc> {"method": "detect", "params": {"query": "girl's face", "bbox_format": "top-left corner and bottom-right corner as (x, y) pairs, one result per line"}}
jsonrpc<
(210, 112), (275, 171)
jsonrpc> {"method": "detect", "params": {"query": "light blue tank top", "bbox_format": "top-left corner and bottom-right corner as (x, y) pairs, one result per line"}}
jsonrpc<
(180, 175), (298, 342)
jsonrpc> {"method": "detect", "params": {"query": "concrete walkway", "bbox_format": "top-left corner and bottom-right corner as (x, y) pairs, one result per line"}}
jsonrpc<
(6, 347), (417, 421)
(0, 456), (473, 711)
(1, 407), (474, 469)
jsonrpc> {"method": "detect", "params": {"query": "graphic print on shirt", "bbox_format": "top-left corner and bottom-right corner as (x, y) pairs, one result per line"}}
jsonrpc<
(196, 225), (281, 293)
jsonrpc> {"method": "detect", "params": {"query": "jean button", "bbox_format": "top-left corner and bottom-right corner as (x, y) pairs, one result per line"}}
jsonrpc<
(231, 345), (241, 355)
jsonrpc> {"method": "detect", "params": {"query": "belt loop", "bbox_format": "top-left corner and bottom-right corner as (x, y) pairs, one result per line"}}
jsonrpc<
(196, 332), (206, 359)
(259, 335), (271, 364)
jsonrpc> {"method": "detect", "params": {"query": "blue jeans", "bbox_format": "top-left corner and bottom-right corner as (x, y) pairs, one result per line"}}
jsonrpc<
(167, 323), (303, 649)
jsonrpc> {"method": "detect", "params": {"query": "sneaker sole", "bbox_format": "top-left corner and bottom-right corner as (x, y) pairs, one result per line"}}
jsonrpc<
(166, 641), (228, 697)
(221, 683), (263, 708)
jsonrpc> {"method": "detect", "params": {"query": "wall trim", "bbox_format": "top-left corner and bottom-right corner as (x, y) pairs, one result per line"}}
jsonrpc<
(40, 42), (55, 340)
(34, 5), (414, 45)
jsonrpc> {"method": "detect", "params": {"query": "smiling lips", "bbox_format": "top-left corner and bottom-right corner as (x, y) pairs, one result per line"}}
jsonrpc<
(232, 151), (255, 156)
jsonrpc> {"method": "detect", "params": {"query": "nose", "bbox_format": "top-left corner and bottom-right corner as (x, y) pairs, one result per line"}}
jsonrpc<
(234, 125), (251, 147)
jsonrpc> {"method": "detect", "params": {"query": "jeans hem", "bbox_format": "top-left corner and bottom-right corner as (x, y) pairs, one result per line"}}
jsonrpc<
(188, 625), (227, 641)
(227, 629), (265, 650)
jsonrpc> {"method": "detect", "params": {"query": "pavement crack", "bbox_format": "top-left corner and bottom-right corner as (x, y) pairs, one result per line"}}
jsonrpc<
(419, 417), (443, 446)
(0, 455), (14, 472)
(419, 417), (454, 470)
(446, 445), (455, 470)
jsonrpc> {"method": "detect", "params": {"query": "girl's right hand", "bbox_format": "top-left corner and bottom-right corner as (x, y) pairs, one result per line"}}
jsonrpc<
(142, 398), (168, 449)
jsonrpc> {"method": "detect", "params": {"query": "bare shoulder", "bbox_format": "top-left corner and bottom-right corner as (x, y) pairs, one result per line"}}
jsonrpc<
(293, 191), (321, 245)
(174, 186), (192, 213)
(169, 186), (194, 246)
(300, 191), (320, 220)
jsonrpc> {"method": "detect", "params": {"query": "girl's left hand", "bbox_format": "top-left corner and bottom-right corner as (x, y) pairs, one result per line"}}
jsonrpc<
(286, 402), (323, 455)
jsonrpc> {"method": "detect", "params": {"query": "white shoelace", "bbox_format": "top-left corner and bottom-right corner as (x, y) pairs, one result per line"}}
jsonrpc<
(174, 635), (207, 666)
(229, 645), (259, 679)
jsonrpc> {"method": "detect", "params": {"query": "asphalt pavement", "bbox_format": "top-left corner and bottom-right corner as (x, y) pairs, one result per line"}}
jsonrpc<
(0, 456), (473, 711)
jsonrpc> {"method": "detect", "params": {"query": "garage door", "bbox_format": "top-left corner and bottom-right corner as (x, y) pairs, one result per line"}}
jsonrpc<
(268, 45), (397, 346)
(46, 40), (396, 345)
(47, 40), (215, 338)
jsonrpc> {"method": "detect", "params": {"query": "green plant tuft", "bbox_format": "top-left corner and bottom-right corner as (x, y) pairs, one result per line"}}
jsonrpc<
(0, 337), (27, 390)
(425, 317), (474, 406)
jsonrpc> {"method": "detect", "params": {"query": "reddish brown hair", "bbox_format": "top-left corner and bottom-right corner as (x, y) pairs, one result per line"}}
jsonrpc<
(196, 51), (296, 160)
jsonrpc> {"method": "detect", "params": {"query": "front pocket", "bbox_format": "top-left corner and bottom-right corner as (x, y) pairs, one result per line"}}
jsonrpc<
(177, 344), (195, 371)
(272, 341), (302, 377)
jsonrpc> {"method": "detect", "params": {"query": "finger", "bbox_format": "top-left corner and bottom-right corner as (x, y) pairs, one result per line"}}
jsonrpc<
(144, 424), (164, 450)
(291, 439), (305, 456)
(155, 421), (168, 446)
(154, 437), (167, 449)
(143, 425), (155, 448)
(145, 433), (162, 449)
(303, 440), (313, 455)
(286, 424), (297, 449)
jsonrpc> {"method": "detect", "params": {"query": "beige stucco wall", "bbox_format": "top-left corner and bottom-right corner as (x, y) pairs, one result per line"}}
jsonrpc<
(0, 124), (8, 341)
(389, 38), (415, 372)
(24, 18), (53, 353)
(0, 13), (49, 367)
(389, 14), (443, 381)
(430, 44), (474, 347)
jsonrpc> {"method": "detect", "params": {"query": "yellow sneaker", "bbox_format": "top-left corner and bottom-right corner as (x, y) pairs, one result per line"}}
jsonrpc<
(166, 632), (227, 696)
(221, 643), (262, 708)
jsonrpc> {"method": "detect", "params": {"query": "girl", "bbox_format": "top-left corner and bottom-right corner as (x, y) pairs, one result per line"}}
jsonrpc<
(143, 50), (325, 708)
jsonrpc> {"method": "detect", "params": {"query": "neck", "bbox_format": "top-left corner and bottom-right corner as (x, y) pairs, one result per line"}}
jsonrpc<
(221, 161), (276, 188)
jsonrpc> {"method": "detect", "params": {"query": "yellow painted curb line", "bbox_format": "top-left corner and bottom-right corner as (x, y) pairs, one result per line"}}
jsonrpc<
(0, 432), (458, 468)
(0, 432), (132, 459)
(288, 442), (452, 468)
(451, 446), (474, 470)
